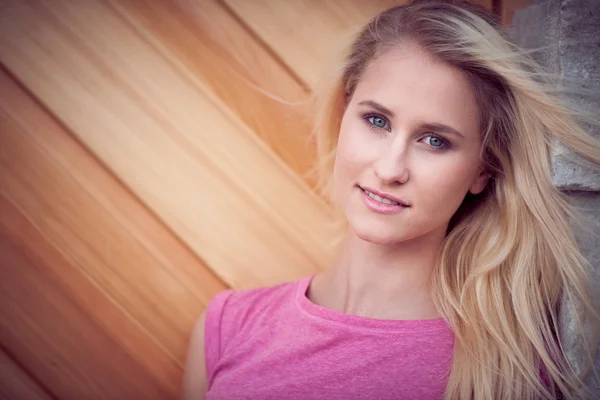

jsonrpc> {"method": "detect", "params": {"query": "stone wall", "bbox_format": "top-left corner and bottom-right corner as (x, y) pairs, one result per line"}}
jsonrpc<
(511, 0), (600, 396)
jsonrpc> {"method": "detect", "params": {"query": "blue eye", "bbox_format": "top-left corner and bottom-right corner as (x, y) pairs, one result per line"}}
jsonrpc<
(362, 112), (451, 151)
(363, 113), (390, 131)
(425, 136), (443, 147)
(371, 116), (387, 128)
(421, 135), (451, 151)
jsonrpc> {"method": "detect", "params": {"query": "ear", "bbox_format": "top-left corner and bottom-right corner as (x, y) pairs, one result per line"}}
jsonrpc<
(469, 167), (491, 195)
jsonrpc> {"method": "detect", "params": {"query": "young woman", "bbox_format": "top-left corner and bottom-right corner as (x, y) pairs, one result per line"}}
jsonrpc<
(182, 1), (600, 399)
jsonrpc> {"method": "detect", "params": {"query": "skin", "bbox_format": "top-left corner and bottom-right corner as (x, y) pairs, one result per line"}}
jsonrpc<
(308, 42), (490, 320)
(180, 41), (491, 399)
(181, 310), (208, 399)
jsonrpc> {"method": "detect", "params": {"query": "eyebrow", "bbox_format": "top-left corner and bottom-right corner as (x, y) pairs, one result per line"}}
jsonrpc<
(358, 100), (395, 118)
(357, 100), (465, 139)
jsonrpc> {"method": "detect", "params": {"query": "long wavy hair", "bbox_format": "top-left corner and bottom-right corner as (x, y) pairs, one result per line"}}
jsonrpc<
(306, 1), (600, 398)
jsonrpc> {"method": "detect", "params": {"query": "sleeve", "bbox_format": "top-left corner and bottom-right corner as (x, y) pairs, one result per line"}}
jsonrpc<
(204, 289), (235, 387)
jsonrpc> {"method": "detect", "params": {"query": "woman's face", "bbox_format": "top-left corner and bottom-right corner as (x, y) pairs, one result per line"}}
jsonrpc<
(333, 43), (490, 245)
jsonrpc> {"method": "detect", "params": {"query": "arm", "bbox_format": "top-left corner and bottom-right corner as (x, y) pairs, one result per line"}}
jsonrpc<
(181, 309), (208, 400)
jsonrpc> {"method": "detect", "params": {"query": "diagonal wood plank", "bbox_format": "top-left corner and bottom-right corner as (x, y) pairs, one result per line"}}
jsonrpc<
(0, 68), (225, 363)
(222, 0), (403, 87)
(177, 0), (310, 93)
(223, 0), (495, 88)
(0, 0), (335, 290)
(0, 209), (178, 399)
(110, 0), (319, 190)
(0, 348), (55, 400)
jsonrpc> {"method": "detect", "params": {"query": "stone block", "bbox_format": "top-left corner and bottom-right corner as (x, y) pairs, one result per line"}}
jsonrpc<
(512, 0), (600, 191)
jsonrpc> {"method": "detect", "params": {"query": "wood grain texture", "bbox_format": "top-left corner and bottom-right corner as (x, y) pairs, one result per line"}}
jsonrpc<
(0, 209), (177, 399)
(223, 0), (497, 88)
(0, 66), (225, 351)
(222, 0), (401, 87)
(110, 0), (319, 190)
(0, 348), (54, 400)
(0, 0), (334, 290)
(0, 68), (229, 398)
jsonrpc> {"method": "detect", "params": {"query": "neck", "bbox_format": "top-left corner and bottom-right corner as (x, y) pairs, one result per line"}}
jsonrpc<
(314, 227), (446, 320)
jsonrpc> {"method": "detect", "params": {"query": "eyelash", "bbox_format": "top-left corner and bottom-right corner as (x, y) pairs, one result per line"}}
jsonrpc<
(361, 112), (452, 152)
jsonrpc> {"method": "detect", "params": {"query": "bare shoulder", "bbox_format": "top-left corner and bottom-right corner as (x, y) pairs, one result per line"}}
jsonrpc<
(181, 309), (208, 400)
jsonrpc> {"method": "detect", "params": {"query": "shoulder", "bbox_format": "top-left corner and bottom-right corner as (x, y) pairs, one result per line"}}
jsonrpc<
(210, 277), (300, 334)
(223, 278), (298, 314)
(181, 279), (298, 400)
(202, 276), (304, 377)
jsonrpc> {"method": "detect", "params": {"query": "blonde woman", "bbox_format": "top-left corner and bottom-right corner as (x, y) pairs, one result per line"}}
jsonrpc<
(182, 1), (600, 399)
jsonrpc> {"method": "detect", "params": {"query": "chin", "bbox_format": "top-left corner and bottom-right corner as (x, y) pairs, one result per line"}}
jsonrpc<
(351, 223), (410, 246)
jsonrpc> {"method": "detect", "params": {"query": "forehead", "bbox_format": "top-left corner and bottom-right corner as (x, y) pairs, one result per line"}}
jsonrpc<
(352, 44), (480, 136)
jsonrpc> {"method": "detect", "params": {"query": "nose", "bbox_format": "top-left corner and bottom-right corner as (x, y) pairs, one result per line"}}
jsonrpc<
(373, 143), (409, 185)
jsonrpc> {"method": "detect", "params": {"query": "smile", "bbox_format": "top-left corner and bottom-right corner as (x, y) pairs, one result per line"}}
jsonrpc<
(359, 187), (408, 214)
(363, 188), (400, 205)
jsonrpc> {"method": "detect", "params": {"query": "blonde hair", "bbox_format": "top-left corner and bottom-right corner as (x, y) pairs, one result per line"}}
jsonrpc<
(306, 1), (600, 398)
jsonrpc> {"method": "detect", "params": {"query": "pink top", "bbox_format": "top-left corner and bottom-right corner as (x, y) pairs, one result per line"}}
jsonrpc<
(204, 274), (455, 399)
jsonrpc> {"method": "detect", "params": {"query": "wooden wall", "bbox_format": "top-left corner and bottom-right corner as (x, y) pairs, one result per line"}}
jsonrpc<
(0, 1), (526, 398)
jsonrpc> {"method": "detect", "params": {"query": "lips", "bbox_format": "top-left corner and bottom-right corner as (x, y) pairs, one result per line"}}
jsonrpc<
(359, 185), (410, 207)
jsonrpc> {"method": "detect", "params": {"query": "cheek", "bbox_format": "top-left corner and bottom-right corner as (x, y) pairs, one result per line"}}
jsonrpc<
(417, 157), (477, 214)
(332, 125), (373, 211)
(333, 120), (371, 186)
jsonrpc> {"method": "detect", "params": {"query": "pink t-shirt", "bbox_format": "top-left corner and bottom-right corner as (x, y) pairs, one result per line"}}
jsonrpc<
(204, 274), (455, 399)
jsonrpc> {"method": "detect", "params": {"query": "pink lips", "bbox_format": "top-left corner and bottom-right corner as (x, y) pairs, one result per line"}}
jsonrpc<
(360, 187), (408, 214)
(359, 186), (409, 206)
